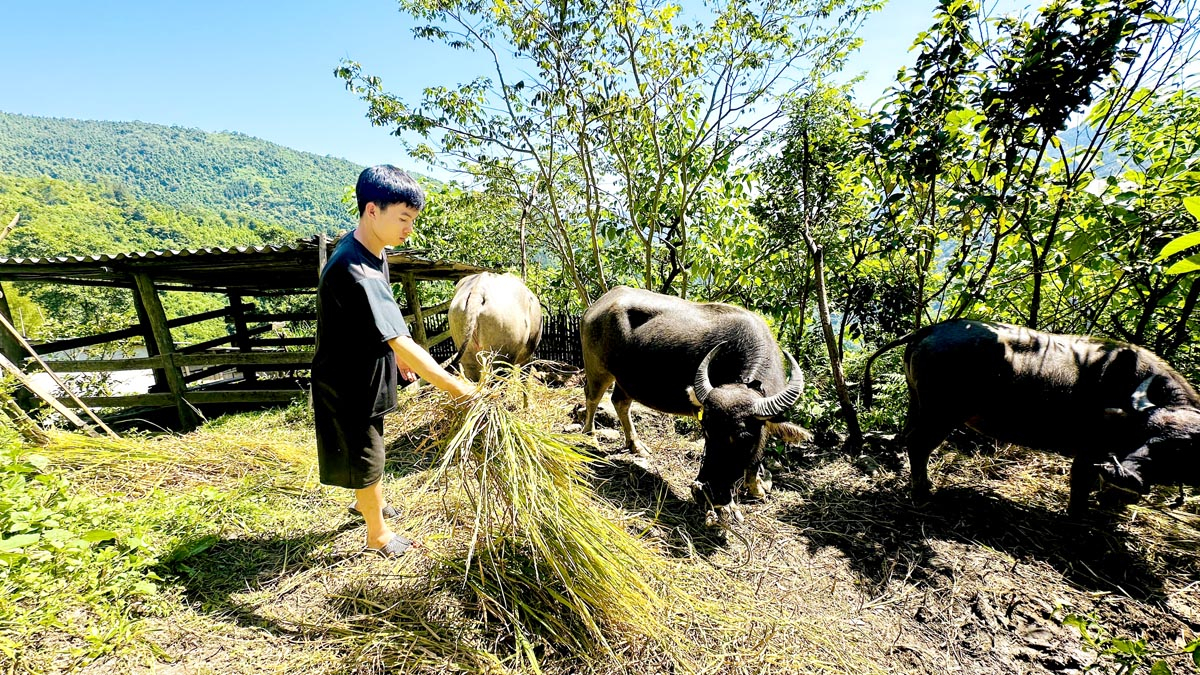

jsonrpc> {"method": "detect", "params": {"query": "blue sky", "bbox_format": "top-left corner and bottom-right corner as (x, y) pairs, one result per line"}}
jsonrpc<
(0, 0), (1024, 177)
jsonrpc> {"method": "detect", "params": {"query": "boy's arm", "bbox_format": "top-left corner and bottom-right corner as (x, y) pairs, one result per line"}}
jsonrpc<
(388, 335), (475, 400)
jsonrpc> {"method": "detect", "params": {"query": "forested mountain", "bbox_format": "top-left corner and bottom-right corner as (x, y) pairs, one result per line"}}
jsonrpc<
(0, 111), (370, 234)
(0, 173), (287, 259)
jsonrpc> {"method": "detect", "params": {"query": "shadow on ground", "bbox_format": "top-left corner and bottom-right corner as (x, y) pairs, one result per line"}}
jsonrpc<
(156, 519), (360, 630)
(588, 450), (732, 558)
(775, 460), (1172, 607)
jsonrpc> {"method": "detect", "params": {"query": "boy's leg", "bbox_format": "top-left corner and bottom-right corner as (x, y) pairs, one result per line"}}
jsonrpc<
(355, 481), (394, 549)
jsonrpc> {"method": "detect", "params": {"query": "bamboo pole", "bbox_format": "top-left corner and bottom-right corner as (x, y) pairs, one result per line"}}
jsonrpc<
(0, 351), (98, 436)
(400, 272), (428, 345)
(0, 390), (49, 445)
(0, 312), (118, 438)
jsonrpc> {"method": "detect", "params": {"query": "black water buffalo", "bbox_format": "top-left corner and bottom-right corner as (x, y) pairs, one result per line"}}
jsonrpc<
(448, 272), (543, 381)
(863, 319), (1200, 516)
(581, 286), (810, 525)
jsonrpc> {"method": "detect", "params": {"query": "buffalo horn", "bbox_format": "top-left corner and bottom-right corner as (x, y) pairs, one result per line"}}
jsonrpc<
(692, 343), (724, 404)
(1131, 375), (1156, 412)
(751, 351), (804, 419)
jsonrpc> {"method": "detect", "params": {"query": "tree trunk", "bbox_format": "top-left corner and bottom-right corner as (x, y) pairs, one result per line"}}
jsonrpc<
(519, 192), (531, 281)
(804, 232), (861, 447)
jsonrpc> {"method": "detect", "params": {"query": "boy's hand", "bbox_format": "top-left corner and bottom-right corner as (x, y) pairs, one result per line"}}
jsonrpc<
(395, 354), (418, 383)
(449, 378), (477, 402)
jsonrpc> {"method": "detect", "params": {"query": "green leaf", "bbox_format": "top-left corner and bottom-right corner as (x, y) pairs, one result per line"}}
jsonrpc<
(80, 530), (118, 543)
(1145, 11), (1178, 24)
(166, 534), (219, 563)
(1149, 661), (1171, 675)
(1165, 254), (1200, 275)
(1185, 196), (1200, 221)
(0, 533), (40, 551)
(1063, 614), (1089, 631)
(1157, 232), (1200, 261)
(1110, 638), (1144, 655)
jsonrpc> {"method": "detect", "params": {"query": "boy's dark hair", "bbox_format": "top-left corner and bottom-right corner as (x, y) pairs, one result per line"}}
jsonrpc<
(356, 165), (425, 216)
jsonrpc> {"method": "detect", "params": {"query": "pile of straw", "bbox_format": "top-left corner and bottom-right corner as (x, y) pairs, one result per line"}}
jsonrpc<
(415, 368), (688, 669)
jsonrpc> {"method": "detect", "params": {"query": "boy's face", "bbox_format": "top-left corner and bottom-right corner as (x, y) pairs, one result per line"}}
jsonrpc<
(368, 202), (420, 247)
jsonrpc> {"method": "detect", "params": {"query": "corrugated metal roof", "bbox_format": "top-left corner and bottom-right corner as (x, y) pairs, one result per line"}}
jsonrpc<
(0, 236), (494, 292)
(0, 240), (310, 266)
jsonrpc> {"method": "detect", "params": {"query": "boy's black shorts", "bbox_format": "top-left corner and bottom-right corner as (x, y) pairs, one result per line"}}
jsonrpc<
(314, 409), (386, 489)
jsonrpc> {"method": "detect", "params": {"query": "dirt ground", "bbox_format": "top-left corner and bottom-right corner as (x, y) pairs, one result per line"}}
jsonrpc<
(577, 389), (1200, 675)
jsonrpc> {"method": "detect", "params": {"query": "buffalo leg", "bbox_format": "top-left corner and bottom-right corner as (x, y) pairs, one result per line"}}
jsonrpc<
(581, 369), (614, 434)
(900, 414), (951, 503)
(611, 383), (650, 456)
(1067, 454), (1097, 518)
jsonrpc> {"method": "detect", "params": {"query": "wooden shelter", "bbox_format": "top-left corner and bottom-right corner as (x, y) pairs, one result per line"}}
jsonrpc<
(0, 236), (491, 430)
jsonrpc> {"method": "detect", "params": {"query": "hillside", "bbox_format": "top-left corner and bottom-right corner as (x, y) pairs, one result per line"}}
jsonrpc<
(0, 111), (368, 235)
(0, 173), (307, 343)
(0, 173), (284, 258)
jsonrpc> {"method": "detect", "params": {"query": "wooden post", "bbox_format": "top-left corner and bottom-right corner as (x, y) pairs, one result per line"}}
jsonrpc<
(227, 293), (257, 383)
(0, 283), (26, 365)
(399, 272), (428, 346)
(132, 287), (170, 392)
(133, 273), (200, 430)
(318, 233), (328, 276)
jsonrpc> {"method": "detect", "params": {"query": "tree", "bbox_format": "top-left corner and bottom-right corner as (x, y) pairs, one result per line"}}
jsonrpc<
(337, 0), (879, 305)
(753, 85), (869, 444)
(861, 0), (1196, 335)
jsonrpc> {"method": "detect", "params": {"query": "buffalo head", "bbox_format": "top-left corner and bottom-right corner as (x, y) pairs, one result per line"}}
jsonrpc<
(688, 343), (810, 524)
(1098, 376), (1200, 497)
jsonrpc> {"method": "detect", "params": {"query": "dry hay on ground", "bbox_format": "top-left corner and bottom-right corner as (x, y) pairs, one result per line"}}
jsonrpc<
(59, 377), (1200, 675)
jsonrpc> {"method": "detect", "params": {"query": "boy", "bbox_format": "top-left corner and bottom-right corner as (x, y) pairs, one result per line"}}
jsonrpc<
(312, 165), (475, 557)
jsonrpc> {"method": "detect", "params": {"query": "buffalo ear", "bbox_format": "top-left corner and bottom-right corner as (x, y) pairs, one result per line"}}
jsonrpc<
(766, 421), (812, 445)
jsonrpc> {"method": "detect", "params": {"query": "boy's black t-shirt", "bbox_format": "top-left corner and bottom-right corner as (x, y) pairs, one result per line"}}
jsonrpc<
(312, 234), (411, 419)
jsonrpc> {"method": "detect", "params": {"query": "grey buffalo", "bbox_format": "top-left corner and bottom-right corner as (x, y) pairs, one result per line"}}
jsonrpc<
(863, 319), (1200, 516)
(448, 272), (543, 381)
(581, 286), (810, 525)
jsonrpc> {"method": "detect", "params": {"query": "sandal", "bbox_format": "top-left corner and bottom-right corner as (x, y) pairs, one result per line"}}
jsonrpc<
(348, 503), (400, 519)
(368, 534), (419, 558)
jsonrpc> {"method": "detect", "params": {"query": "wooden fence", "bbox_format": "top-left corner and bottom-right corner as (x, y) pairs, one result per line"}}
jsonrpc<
(535, 312), (582, 367)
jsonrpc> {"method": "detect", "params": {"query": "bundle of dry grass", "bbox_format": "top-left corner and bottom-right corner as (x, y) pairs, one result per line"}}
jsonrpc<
(412, 366), (689, 670)
(36, 414), (313, 497)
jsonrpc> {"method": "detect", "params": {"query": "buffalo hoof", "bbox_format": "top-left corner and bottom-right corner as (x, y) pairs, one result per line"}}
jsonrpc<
(705, 504), (744, 528)
(743, 465), (773, 501)
(629, 440), (651, 458)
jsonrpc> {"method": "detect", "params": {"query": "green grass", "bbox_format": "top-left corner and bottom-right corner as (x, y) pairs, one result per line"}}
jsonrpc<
(0, 403), (322, 673)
